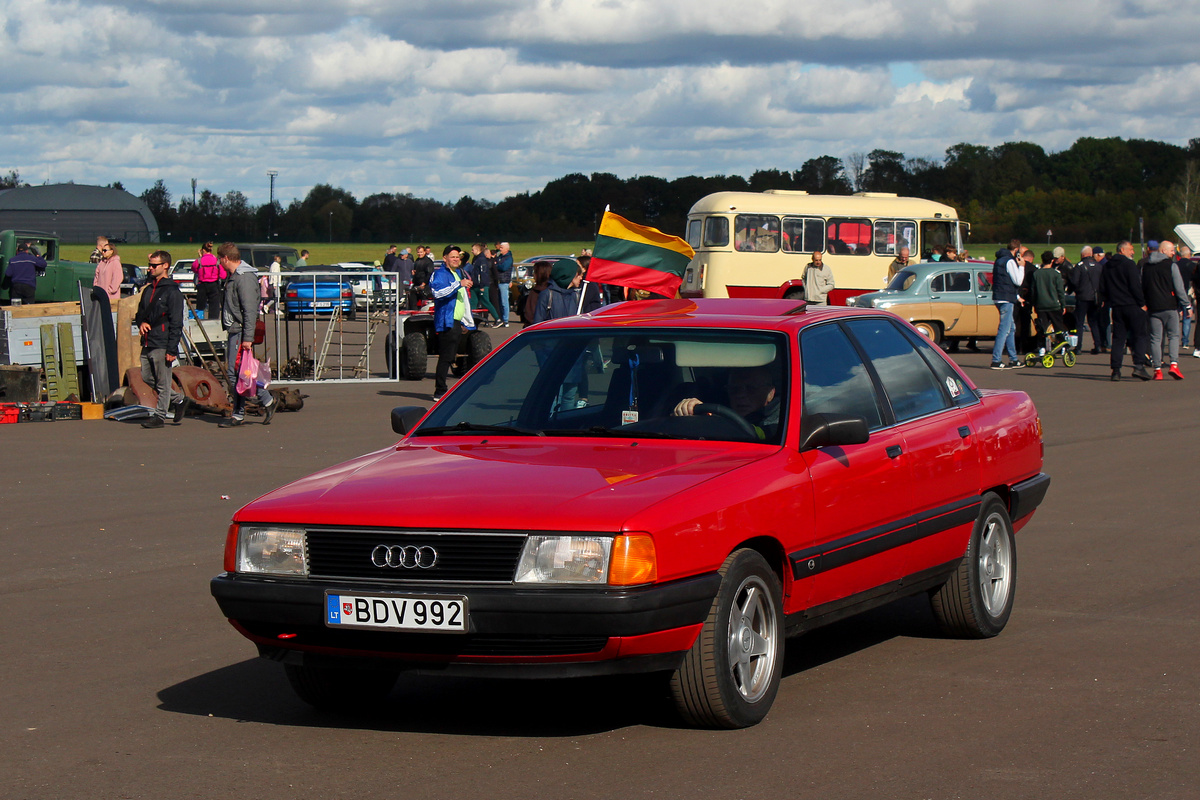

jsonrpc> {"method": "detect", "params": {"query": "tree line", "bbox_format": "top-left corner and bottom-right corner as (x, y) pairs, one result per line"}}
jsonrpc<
(6, 136), (1200, 245)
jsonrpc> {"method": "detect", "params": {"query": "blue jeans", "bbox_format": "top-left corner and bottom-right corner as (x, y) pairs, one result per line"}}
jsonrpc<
(992, 302), (1017, 362)
(497, 281), (511, 323)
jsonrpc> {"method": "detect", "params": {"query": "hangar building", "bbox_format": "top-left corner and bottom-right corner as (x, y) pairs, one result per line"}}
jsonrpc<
(0, 184), (159, 243)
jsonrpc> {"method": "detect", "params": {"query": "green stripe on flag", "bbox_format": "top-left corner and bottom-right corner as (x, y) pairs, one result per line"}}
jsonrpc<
(594, 234), (691, 276)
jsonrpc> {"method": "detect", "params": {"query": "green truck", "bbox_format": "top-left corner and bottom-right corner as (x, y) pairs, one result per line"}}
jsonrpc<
(0, 230), (95, 304)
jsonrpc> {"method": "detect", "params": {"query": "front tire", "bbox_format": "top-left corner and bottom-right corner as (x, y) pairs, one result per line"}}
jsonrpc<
(670, 549), (784, 728)
(930, 493), (1016, 638)
(400, 331), (427, 380)
(284, 663), (398, 712)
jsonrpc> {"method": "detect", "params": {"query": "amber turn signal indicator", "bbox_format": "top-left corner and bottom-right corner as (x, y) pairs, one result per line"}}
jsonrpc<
(608, 534), (657, 585)
(223, 523), (239, 573)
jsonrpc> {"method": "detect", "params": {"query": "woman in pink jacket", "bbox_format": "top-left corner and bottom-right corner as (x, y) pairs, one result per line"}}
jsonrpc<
(193, 241), (222, 317)
(93, 237), (123, 304)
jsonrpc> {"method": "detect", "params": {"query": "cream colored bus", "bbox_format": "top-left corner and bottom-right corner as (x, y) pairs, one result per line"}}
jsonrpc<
(681, 190), (968, 305)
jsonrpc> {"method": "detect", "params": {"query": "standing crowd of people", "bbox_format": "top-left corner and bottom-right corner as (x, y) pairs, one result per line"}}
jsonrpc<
(989, 238), (1196, 381)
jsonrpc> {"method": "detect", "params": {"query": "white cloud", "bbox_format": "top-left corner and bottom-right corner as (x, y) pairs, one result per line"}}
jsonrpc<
(0, 0), (1197, 206)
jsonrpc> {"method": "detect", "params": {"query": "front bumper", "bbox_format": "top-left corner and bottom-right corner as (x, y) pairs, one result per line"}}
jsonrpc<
(211, 572), (720, 676)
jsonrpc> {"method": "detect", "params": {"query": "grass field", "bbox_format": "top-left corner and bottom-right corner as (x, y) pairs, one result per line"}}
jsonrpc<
(59, 242), (598, 265)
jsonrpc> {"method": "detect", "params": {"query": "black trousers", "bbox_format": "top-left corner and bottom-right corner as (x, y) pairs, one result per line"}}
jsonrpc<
(1074, 298), (1102, 350)
(1035, 309), (1067, 339)
(9, 282), (36, 303)
(197, 281), (222, 318)
(434, 322), (465, 394)
(1109, 305), (1149, 370)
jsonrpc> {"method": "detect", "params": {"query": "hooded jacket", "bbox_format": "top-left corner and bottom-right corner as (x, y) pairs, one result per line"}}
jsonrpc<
(1098, 253), (1144, 308)
(222, 262), (261, 337)
(135, 275), (185, 352)
(1142, 253), (1191, 313)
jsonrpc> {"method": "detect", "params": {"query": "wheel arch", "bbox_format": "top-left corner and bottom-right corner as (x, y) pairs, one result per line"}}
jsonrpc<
(729, 535), (788, 586)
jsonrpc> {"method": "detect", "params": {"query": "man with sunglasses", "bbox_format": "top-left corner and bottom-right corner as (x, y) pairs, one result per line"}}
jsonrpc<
(134, 251), (188, 428)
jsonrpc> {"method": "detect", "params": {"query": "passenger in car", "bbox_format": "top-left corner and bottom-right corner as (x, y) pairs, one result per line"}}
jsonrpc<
(672, 366), (780, 440)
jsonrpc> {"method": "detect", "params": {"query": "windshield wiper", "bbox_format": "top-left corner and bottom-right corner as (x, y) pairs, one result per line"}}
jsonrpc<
(414, 421), (544, 436)
(543, 426), (687, 440)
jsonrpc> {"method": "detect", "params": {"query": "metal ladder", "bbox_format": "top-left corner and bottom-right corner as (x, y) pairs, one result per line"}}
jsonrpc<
(350, 312), (388, 377)
(313, 305), (342, 378)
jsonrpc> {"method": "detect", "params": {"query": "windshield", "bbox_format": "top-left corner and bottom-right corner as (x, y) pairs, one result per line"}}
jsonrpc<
(886, 270), (918, 291)
(416, 328), (789, 444)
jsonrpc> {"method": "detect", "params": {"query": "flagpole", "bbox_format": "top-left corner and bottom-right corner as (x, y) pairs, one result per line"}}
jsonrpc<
(577, 280), (589, 315)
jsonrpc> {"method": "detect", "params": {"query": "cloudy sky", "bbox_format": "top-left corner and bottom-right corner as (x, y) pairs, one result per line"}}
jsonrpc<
(3, 0), (1199, 206)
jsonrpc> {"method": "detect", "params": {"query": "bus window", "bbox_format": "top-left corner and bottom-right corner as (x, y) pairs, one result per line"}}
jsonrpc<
(827, 218), (872, 256)
(686, 219), (702, 249)
(734, 214), (780, 253)
(703, 216), (729, 248)
(921, 221), (954, 260)
(782, 217), (825, 254)
(873, 219), (916, 256)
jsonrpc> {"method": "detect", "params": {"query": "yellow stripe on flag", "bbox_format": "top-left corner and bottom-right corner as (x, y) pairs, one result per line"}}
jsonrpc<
(598, 212), (695, 259)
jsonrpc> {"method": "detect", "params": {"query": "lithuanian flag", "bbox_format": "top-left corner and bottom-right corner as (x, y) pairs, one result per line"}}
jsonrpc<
(588, 211), (695, 297)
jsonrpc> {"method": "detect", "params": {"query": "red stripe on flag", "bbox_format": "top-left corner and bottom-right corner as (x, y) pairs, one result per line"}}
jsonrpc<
(587, 258), (683, 297)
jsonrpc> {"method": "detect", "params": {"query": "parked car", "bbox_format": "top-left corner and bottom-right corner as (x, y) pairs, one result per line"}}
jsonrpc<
(335, 262), (399, 312)
(282, 265), (356, 320)
(170, 259), (196, 296)
(850, 261), (1073, 346)
(211, 298), (1049, 728)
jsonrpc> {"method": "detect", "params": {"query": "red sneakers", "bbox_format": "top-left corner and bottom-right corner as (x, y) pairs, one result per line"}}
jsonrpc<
(1169, 363), (1184, 380)
(1154, 368), (1163, 380)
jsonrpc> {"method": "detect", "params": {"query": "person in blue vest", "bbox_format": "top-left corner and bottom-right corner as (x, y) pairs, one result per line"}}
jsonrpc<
(990, 239), (1027, 370)
(430, 245), (476, 401)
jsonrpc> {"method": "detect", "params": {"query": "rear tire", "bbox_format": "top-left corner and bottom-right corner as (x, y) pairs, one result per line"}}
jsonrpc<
(914, 321), (943, 344)
(930, 493), (1016, 638)
(400, 331), (427, 380)
(670, 549), (784, 728)
(284, 663), (398, 712)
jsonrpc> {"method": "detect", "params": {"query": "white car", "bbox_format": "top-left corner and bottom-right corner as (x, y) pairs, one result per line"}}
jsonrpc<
(335, 262), (400, 312)
(171, 259), (196, 295)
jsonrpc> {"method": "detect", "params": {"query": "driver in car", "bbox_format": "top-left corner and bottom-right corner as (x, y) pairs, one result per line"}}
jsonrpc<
(672, 366), (781, 440)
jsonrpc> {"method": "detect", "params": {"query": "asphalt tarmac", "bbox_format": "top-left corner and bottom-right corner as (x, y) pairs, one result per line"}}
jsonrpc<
(2, 334), (1197, 800)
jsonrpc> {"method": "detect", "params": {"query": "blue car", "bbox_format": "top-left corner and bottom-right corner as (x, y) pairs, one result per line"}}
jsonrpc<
(283, 266), (356, 321)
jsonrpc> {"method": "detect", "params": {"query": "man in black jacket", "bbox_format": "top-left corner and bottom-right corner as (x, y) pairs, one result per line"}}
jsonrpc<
(410, 245), (434, 309)
(134, 250), (188, 427)
(1072, 246), (1104, 353)
(1099, 240), (1152, 381)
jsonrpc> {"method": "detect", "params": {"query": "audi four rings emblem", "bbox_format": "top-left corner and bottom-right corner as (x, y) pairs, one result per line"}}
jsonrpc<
(371, 545), (438, 569)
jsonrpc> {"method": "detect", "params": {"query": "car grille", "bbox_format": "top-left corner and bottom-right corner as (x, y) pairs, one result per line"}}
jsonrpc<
(305, 529), (526, 583)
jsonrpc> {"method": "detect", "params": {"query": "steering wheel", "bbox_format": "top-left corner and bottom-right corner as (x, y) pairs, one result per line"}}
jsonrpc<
(694, 403), (758, 440)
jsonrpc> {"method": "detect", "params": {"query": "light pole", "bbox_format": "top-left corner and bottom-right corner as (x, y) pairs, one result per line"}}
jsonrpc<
(267, 170), (277, 239)
(328, 211), (333, 243)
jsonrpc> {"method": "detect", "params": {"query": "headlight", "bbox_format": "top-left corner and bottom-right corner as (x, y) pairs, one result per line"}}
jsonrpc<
(235, 526), (308, 576)
(515, 535), (611, 583)
(514, 534), (658, 585)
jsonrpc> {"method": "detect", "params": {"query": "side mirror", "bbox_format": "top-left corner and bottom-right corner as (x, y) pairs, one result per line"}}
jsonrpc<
(391, 406), (427, 436)
(799, 413), (869, 451)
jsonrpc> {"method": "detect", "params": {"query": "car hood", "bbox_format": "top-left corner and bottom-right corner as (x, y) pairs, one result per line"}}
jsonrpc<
(235, 438), (773, 531)
(1175, 224), (1200, 253)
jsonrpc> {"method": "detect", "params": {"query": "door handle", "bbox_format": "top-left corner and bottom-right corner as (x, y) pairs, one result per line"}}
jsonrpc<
(886, 445), (903, 459)
(958, 426), (971, 439)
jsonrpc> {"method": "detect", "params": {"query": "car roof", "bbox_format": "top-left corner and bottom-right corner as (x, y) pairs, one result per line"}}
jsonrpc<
(531, 298), (895, 332)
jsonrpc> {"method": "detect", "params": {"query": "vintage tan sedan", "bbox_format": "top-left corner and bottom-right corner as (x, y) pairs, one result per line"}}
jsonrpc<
(849, 261), (1002, 346)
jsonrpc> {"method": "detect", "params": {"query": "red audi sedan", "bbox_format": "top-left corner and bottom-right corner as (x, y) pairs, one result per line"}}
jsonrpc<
(212, 298), (1049, 728)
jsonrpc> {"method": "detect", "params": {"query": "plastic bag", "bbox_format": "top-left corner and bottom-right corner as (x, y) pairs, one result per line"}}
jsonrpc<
(235, 350), (261, 397)
(256, 358), (272, 390)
